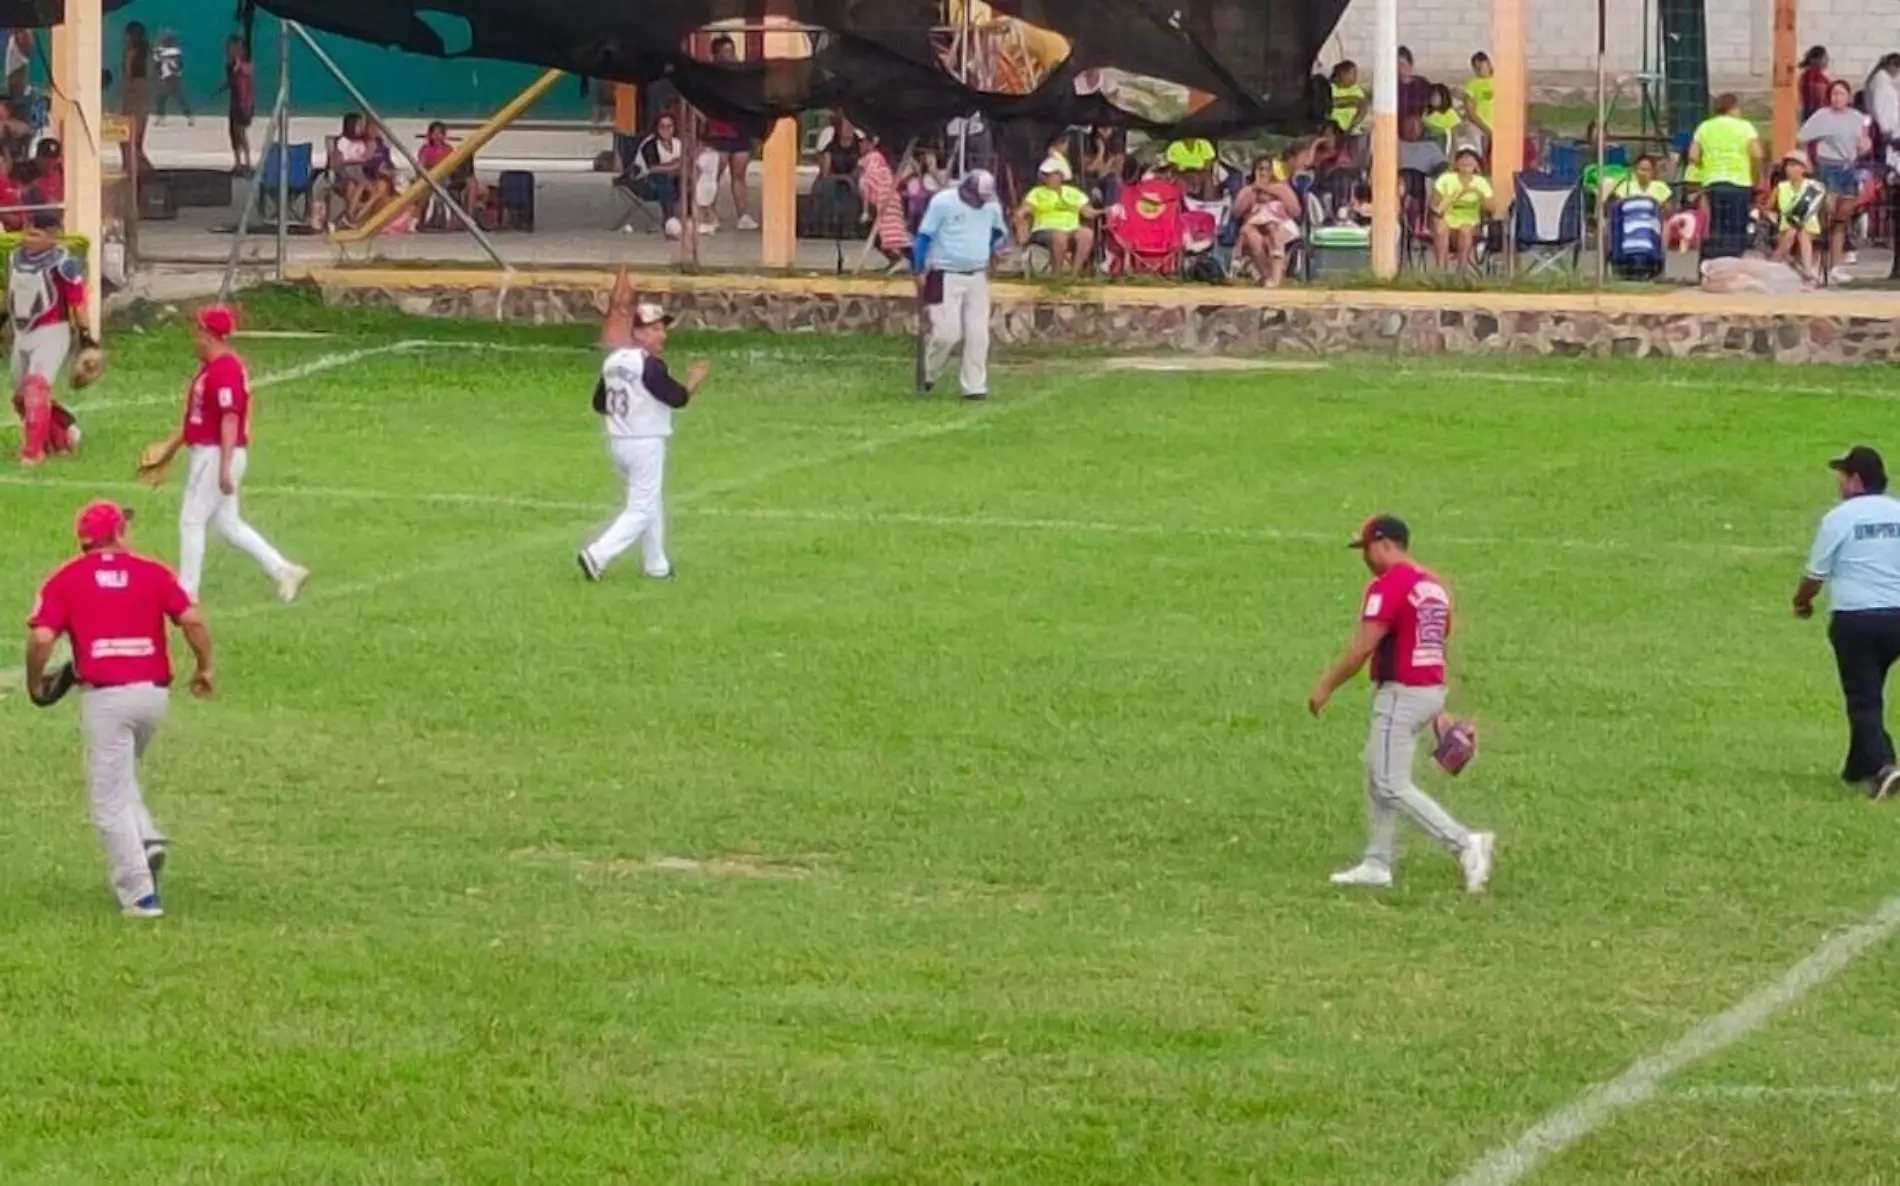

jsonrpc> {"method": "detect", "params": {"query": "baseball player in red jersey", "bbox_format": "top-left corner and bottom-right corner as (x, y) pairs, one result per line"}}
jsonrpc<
(25, 500), (214, 919)
(138, 306), (308, 602)
(1308, 515), (1496, 893)
(6, 215), (93, 465)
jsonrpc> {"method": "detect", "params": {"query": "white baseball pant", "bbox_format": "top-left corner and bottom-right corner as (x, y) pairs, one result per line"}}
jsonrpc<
(584, 436), (670, 577)
(81, 683), (169, 908)
(924, 270), (991, 397)
(179, 445), (293, 599)
(1361, 683), (1473, 870)
(11, 321), (71, 385)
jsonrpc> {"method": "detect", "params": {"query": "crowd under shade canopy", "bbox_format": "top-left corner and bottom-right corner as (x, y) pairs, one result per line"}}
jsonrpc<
(244, 0), (1345, 135)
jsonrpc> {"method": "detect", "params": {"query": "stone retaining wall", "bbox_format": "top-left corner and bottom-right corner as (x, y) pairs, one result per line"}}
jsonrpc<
(319, 277), (1900, 366)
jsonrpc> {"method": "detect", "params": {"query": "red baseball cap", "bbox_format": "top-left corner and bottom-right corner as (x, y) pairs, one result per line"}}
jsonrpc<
(1349, 514), (1410, 549)
(75, 499), (131, 548)
(195, 304), (237, 339)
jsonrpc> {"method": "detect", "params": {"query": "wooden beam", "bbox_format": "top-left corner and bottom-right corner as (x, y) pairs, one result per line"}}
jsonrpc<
(759, 9), (799, 269)
(760, 119), (797, 268)
(329, 68), (563, 244)
(60, 0), (103, 333)
(1489, 0), (1527, 195)
(47, 25), (73, 142)
(1770, 0), (1798, 153)
(613, 83), (638, 136)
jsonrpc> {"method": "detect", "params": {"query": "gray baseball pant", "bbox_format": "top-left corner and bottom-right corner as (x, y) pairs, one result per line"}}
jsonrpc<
(1362, 683), (1472, 869)
(11, 321), (71, 386)
(925, 270), (991, 396)
(80, 683), (170, 908)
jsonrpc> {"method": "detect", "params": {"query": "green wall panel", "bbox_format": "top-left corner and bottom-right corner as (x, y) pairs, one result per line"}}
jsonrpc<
(95, 6), (587, 119)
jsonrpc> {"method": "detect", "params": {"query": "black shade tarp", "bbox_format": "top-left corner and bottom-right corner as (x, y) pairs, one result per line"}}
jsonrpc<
(0, 0), (135, 25)
(246, 0), (1344, 136)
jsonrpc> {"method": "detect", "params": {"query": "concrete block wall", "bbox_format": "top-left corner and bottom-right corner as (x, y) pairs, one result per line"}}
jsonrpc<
(1324, 0), (1900, 92)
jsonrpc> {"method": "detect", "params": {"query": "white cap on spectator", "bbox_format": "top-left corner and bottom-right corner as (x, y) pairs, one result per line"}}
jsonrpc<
(1039, 156), (1072, 181)
(963, 168), (997, 201)
(632, 301), (675, 328)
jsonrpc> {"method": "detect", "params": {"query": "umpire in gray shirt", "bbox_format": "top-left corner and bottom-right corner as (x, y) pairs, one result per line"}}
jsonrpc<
(1793, 445), (1900, 798)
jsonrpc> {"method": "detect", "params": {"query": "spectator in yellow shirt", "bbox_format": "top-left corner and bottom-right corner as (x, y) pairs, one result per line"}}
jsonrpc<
(1431, 146), (1498, 267)
(1771, 149), (1827, 282)
(1163, 135), (1219, 199)
(1329, 61), (1367, 135)
(1015, 156), (1098, 276)
(1463, 52), (1495, 143)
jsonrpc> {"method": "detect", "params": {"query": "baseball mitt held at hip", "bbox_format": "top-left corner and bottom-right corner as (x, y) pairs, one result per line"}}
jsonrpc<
(135, 440), (173, 486)
(1433, 718), (1478, 776)
(70, 343), (106, 390)
(29, 661), (75, 708)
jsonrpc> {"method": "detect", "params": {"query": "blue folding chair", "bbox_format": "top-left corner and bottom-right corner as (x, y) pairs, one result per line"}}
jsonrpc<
(1512, 172), (1583, 275)
(258, 142), (315, 223)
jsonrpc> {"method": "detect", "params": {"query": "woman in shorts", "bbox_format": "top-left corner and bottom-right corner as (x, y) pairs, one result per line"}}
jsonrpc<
(1233, 149), (1307, 288)
(1797, 79), (1872, 283)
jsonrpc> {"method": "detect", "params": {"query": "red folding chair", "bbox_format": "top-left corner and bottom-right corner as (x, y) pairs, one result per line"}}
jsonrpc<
(1104, 178), (1185, 277)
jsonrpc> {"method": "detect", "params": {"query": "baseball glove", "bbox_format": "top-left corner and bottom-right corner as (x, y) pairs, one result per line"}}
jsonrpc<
(1433, 718), (1478, 776)
(29, 661), (75, 708)
(71, 342), (105, 390)
(135, 439), (173, 486)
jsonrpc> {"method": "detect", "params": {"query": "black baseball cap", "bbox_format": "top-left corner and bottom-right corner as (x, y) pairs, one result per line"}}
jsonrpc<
(1830, 445), (1887, 489)
(1349, 514), (1410, 549)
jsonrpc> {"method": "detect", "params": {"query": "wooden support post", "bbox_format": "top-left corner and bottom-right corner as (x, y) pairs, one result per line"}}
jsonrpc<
(1770, 0), (1798, 153)
(60, 0), (104, 334)
(48, 25), (73, 142)
(1370, 0), (1399, 279)
(759, 10), (800, 269)
(1489, 0), (1527, 196)
(761, 119), (797, 268)
(614, 83), (638, 137)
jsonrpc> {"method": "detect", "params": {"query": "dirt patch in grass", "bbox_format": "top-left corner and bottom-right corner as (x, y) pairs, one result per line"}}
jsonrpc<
(1096, 356), (1327, 373)
(512, 846), (825, 880)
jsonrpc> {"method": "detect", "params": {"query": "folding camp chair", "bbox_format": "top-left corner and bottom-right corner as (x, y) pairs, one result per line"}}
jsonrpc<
(1181, 193), (1230, 281)
(1103, 178), (1184, 277)
(1399, 168), (1435, 268)
(1607, 196), (1665, 280)
(1512, 172), (1583, 276)
(257, 142), (315, 224)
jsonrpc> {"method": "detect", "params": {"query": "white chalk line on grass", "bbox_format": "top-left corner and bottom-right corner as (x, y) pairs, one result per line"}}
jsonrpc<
(1448, 893), (1900, 1186)
(47, 338), (605, 418)
(1673, 1082), (1900, 1102)
(0, 375), (1068, 684)
(0, 473), (1795, 561)
(64, 341), (421, 415)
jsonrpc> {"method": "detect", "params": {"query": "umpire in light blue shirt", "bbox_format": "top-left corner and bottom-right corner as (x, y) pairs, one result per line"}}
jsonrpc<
(1794, 445), (1900, 799)
(912, 169), (1008, 401)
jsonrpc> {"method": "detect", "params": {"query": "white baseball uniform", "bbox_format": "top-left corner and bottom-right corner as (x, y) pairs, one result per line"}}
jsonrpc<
(176, 350), (301, 600)
(581, 346), (690, 578)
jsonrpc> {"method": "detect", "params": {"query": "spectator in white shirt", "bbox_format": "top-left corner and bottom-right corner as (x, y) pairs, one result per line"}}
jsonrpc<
(617, 111), (684, 239)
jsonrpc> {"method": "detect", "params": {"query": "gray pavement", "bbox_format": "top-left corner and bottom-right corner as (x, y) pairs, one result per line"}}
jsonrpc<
(130, 116), (1899, 287)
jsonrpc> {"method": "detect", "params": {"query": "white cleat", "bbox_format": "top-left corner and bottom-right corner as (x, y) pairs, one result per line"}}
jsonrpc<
(1462, 832), (1496, 894)
(1329, 861), (1393, 889)
(277, 565), (310, 603)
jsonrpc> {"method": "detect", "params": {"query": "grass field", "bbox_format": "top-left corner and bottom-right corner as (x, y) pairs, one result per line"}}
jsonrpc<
(3, 296), (1898, 1184)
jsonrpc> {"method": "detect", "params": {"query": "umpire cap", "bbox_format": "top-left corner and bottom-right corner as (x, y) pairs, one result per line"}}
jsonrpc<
(1830, 445), (1888, 492)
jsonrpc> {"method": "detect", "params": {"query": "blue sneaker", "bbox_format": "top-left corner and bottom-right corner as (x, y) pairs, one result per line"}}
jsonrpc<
(123, 893), (164, 919)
